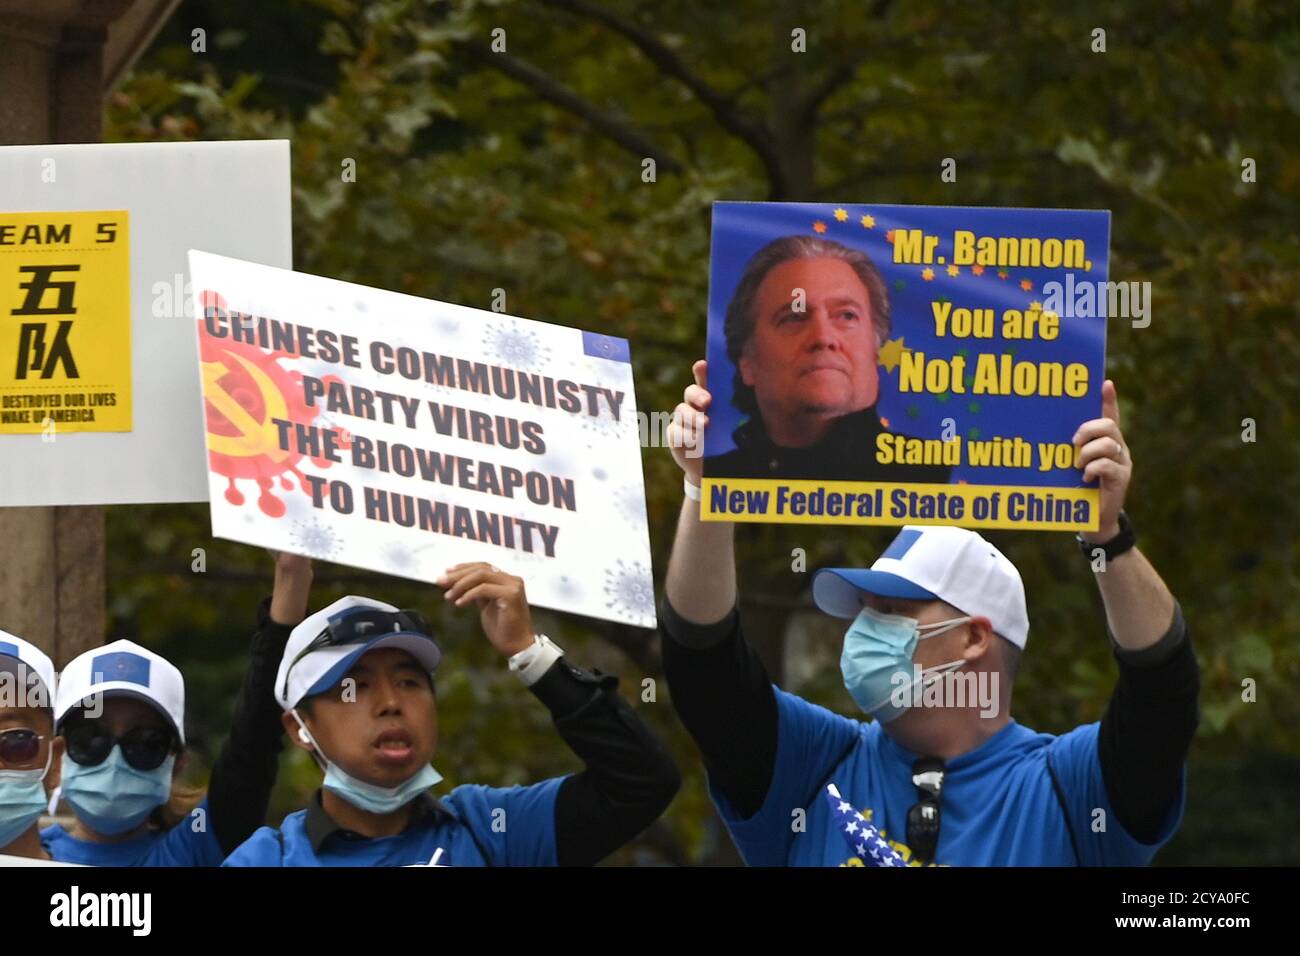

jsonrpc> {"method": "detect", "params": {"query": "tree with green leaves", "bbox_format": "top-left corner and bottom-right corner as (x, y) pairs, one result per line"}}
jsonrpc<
(105, 0), (1299, 864)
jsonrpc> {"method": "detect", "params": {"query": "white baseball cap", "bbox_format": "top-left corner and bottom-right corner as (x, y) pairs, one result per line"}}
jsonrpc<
(812, 525), (1030, 649)
(276, 596), (442, 711)
(55, 639), (187, 744)
(0, 630), (57, 712)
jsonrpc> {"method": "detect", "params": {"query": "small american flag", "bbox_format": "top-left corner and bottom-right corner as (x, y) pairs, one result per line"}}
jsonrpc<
(824, 783), (906, 867)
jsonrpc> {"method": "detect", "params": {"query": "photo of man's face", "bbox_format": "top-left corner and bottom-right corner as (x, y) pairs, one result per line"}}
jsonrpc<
(738, 257), (881, 445)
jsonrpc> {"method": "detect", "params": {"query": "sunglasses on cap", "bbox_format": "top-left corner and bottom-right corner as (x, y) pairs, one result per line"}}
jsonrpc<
(0, 728), (48, 767)
(63, 720), (178, 772)
(281, 606), (436, 702)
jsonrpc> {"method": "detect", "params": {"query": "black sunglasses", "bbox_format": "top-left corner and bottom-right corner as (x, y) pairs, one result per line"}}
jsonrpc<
(907, 757), (945, 865)
(282, 606), (436, 701)
(0, 728), (47, 767)
(64, 721), (177, 771)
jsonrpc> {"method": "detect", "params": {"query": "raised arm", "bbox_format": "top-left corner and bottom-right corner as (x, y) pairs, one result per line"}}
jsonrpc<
(1074, 381), (1198, 843)
(660, 360), (782, 820)
(207, 551), (312, 857)
(438, 563), (679, 866)
(1075, 380), (1176, 647)
(665, 359), (738, 623)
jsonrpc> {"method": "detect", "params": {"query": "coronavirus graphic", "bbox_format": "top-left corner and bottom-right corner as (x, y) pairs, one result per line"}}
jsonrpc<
(603, 559), (655, 626)
(381, 539), (447, 575)
(613, 482), (649, 531)
(290, 519), (341, 559)
(383, 546), (415, 573)
(578, 408), (632, 442)
(485, 320), (551, 371)
(199, 290), (348, 518)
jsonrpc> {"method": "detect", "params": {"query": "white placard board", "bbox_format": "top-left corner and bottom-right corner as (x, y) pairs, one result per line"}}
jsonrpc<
(0, 141), (291, 506)
(189, 251), (657, 628)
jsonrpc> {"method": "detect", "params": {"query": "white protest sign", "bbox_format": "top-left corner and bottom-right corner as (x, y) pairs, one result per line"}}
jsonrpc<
(189, 251), (656, 628)
(0, 141), (291, 506)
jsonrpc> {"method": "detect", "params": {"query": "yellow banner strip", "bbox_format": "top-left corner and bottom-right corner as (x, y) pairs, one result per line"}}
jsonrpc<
(699, 478), (1099, 531)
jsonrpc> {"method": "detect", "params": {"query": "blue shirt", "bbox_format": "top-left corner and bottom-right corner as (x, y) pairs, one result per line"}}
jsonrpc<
(713, 689), (1185, 866)
(223, 779), (566, 867)
(41, 797), (225, 866)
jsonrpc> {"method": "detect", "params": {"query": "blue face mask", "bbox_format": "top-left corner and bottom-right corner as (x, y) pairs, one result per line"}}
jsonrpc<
(0, 748), (53, 849)
(840, 606), (971, 723)
(60, 748), (174, 836)
(292, 711), (443, 815)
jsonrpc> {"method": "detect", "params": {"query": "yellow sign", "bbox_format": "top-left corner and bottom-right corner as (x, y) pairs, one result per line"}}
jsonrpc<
(701, 478), (1100, 531)
(0, 210), (131, 434)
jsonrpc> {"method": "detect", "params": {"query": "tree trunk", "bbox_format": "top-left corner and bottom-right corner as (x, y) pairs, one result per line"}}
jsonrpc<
(0, 5), (123, 666)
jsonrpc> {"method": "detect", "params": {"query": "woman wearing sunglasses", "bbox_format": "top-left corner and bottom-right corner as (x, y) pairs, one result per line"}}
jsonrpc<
(0, 633), (62, 860)
(40, 551), (314, 866)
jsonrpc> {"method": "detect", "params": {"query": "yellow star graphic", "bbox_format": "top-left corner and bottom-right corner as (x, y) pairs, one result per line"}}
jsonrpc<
(1028, 300), (1042, 310)
(877, 336), (911, 373)
(947, 265), (959, 277)
(921, 267), (935, 281)
(860, 214), (875, 228)
(834, 208), (848, 222)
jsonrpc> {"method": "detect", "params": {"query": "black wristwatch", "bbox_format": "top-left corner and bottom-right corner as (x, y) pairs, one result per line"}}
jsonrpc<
(1076, 509), (1136, 562)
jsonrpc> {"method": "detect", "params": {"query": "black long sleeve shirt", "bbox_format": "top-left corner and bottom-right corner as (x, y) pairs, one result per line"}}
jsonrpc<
(206, 598), (293, 857)
(530, 656), (681, 865)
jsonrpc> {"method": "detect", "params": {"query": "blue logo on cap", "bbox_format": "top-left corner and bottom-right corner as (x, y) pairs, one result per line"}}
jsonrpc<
(90, 652), (151, 688)
(882, 528), (923, 561)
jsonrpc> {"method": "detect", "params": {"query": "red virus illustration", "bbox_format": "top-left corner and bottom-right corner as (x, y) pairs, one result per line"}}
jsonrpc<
(198, 290), (349, 517)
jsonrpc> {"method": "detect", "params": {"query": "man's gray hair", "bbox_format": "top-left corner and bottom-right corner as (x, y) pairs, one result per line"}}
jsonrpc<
(723, 235), (891, 416)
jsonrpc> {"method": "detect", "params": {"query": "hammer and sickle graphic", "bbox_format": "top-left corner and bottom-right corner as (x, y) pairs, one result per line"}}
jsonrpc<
(202, 351), (292, 462)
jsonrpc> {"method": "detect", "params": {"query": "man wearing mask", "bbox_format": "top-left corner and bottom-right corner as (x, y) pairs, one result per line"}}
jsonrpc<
(0, 634), (61, 860)
(663, 359), (1198, 865)
(40, 550), (313, 865)
(224, 562), (679, 866)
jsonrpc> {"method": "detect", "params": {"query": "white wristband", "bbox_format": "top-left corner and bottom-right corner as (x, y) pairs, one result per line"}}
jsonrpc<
(683, 477), (701, 501)
(508, 634), (564, 686)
